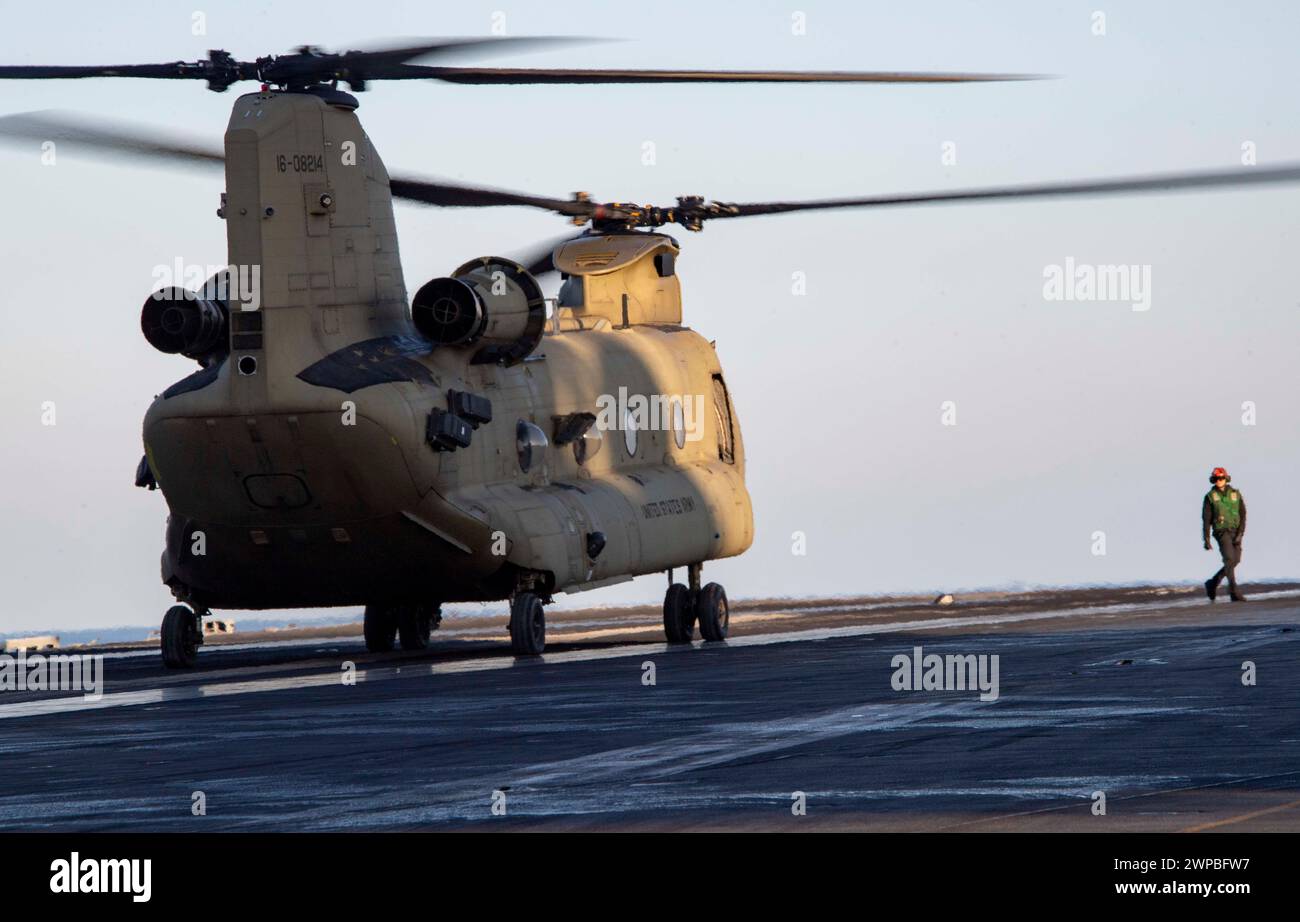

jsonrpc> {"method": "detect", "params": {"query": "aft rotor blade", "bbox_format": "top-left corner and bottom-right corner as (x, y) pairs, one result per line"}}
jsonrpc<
(339, 36), (599, 64)
(0, 62), (219, 81)
(0, 110), (223, 167)
(0, 37), (601, 89)
(407, 66), (1048, 85)
(272, 37), (600, 84)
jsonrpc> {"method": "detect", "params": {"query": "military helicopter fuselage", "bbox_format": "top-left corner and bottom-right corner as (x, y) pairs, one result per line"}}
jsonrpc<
(143, 89), (753, 628)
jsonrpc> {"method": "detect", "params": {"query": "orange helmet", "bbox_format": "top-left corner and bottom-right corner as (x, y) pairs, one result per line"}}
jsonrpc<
(1210, 467), (1230, 483)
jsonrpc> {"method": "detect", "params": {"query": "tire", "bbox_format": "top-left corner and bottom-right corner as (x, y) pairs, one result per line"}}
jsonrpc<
(364, 604), (398, 653)
(695, 583), (729, 642)
(663, 583), (695, 643)
(161, 605), (198, 669)
(398, 605), (434, 650)
(509, 592), (546, 655)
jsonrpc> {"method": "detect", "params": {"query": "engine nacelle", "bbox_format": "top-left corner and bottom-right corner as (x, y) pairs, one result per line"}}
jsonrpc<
(412, 257), (545, 366)
(141, 286), (228, 363)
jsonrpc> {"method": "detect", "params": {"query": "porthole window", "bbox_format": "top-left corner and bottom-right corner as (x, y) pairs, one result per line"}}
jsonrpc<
(574, 426), (602, 465)
(516, 420), (549, 473)
(623, 409), (638, 457)
(237, 355), (258, 376)
(671, 398), (686, 450)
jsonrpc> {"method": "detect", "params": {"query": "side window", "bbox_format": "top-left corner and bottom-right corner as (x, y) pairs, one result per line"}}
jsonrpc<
(623, 407), (639, 457)
(711, 374), (735, 464)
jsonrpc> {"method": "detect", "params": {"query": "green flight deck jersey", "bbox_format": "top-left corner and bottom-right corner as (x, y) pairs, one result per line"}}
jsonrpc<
(1204, 486), (1244, 533)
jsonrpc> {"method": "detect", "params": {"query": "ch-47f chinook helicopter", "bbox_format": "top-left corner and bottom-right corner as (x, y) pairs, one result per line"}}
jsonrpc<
(3, 39), (1299, 667)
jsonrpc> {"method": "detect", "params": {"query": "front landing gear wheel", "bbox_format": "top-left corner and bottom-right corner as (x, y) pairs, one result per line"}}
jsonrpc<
(696, 583), (729, 642)
(509, 592), (546, 655)
(398, 605), (437, 651)
(664, 583), (695, 643)
(161, 604), (200, 668)
(364, 604), (398, 653)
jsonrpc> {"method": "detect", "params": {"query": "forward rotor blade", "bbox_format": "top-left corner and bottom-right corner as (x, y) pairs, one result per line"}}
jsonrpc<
(407, 67), (1048, 85)
(510, 233), (593, 276)
(710, 164), (1300, 220)
(388, 176), (590, 215)
(17, 115), (1287, 236)
(0, 111), (589, 214)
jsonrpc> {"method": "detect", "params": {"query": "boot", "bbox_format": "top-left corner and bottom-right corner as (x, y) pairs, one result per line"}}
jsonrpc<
(1204, 578), (1217, 602)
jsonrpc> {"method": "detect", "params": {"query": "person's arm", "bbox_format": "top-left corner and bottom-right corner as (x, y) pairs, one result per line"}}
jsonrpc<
(1238, 494), (1246, 541)
(1203, 494), (1213, 547)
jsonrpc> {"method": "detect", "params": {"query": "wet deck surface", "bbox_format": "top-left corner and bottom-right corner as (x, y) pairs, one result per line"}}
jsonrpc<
(1, 585), (1298, 831)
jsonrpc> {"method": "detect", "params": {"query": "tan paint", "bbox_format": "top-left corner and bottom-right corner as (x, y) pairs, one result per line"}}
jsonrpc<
(143, 90), (752, 610)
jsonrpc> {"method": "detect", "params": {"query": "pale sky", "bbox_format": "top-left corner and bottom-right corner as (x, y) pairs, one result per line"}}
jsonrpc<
(1, 1), (1297, 633)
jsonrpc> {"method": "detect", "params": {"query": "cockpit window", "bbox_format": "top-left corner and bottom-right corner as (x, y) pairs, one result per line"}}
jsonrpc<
(712, 374), (735, 464)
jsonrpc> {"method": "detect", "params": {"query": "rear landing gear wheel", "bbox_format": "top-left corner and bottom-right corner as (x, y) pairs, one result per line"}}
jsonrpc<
(364, 604), (398, 653)
(663, 583), (695, 643)
(161, 604), (200, 669)
(398, 605), (438, 651)
(696, 583), (729, 642)
(509, 592), (546, 656)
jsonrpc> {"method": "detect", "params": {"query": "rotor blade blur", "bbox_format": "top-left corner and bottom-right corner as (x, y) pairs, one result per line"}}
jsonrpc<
(0, 111), (223, 168)
(0, 37), (603, 89)
(714, 165), (1300, 218)
(388, 175), (591, 216)
(343, 36), (603, 63)
(408, 67), (1048, 85)
(276, 37), (603, 84)
(0, 110), (592, 215)
(511, 234), (592, 276)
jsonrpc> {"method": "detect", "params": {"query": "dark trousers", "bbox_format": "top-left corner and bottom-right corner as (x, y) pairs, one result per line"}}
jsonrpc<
(1210, 529), (1243, 595)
